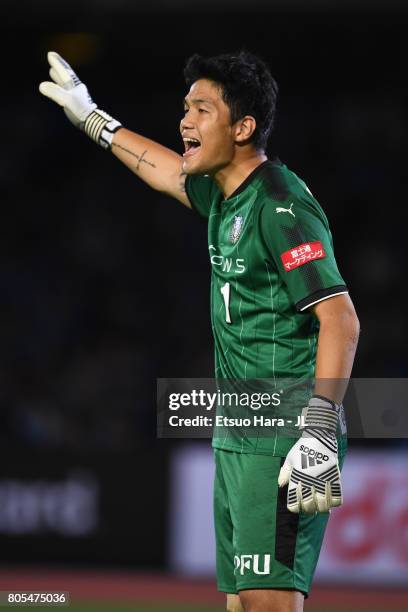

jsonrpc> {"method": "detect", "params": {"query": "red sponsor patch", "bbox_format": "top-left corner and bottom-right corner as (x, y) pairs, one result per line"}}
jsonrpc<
(281, 241), (326, 272)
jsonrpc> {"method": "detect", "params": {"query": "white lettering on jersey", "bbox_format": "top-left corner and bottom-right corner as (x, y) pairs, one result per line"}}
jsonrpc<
(210, 254), (223, 266)
(209, 246), (246, 274)
(235, 259), (245, 274)
(222, 258), (233, 272)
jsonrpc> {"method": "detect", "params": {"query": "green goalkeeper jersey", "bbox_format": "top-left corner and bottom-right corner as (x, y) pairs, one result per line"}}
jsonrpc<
(185, 159), (348, 455)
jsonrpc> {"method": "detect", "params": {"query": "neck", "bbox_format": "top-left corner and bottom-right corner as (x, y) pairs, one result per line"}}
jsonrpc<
(213, 150), (268, 199)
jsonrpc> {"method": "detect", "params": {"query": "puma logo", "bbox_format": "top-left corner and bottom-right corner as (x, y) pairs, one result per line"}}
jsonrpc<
(275, 203), (295, 218)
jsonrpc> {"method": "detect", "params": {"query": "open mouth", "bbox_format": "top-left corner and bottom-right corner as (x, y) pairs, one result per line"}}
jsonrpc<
(183, 137), (201, 157)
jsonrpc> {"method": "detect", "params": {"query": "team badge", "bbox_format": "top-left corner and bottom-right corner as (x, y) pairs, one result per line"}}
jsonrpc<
(230, 215), (244, 244)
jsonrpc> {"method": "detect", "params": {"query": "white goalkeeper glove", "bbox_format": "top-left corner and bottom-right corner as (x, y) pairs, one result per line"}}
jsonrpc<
(39, 51), (122, 149)
(278, 395), (342, 514)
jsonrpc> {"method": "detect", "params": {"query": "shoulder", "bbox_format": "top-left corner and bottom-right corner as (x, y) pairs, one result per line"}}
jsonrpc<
(185, 174), (222, 219)
(256, 162), (329, 228)
(186, 174), (221, 199)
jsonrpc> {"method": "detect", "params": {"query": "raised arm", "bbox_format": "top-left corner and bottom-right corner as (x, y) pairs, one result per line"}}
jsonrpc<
(39, 52), (191, 207)
(110, 129), (190, 206)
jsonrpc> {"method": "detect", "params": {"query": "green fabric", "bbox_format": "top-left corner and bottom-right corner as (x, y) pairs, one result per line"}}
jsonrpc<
(214, 447), (347, 595)
(186, 160), (348, 456)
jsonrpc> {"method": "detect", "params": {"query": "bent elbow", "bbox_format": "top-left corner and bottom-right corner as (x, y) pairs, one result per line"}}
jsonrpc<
(342, 307), (360, 347)
(350, 313), (360, 345)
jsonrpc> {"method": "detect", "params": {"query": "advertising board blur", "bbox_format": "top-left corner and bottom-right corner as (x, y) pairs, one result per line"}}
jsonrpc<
(0, 449), (167, 566)
(317, 451), (408, 583)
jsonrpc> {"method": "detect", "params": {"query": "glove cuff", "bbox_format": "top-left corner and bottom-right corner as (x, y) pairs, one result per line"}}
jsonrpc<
(304, 395), (339, 434)
(83, 109), (122, 150)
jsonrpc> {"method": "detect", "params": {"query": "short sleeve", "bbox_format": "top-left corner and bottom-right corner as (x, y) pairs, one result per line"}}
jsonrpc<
(260, 196), (348, 312)
(185, 174), (221, 219)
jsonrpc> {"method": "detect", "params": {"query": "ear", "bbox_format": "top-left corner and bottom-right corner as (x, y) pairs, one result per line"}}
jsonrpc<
(234, 115), (256, 143)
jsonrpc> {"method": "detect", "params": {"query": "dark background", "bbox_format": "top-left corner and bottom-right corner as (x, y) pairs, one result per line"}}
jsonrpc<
(0, 1), (406, 568)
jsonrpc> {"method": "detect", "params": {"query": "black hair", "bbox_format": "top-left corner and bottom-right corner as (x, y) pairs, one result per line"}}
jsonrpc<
(184, 50), (278, 151)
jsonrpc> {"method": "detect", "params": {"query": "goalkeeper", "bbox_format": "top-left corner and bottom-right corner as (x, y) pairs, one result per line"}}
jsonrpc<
(40, 51), (360, 612)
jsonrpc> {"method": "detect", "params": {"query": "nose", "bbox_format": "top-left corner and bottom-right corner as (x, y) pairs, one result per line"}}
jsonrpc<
(180, 112), (194, 133)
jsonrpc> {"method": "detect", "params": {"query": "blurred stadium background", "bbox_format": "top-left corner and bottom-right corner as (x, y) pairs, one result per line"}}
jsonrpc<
(0, 0), (407, 609)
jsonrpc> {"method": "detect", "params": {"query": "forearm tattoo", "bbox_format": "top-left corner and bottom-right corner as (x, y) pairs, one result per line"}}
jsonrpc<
(112, 143), (156, 170)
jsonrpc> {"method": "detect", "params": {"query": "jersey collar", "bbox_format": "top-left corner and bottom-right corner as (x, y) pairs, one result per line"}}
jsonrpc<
(223, 158), (280, 201)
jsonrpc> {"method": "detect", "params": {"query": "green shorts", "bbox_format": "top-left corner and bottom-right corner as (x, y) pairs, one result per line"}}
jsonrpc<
(214, 448), (340, 596)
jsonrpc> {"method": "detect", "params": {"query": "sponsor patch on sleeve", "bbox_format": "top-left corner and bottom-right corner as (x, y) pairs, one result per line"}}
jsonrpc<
(281, 241), (326, 272)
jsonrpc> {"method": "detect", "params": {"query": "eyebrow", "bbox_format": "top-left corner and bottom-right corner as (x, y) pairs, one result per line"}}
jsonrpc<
(183, 97), (215, 107)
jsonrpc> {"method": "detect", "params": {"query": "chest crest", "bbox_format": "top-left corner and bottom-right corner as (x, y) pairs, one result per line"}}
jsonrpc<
(229, 215), (244, 244)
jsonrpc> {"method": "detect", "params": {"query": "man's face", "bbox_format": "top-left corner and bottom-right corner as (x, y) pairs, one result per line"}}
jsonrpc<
(180, 79), (236, 175)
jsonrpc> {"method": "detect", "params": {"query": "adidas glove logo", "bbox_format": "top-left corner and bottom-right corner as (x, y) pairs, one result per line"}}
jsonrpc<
(300, 445), (329, 469)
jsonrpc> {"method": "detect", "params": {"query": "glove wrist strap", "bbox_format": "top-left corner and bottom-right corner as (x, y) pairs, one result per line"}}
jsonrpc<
(304, 395), (339, 434)
(83, 109), (122, 150)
